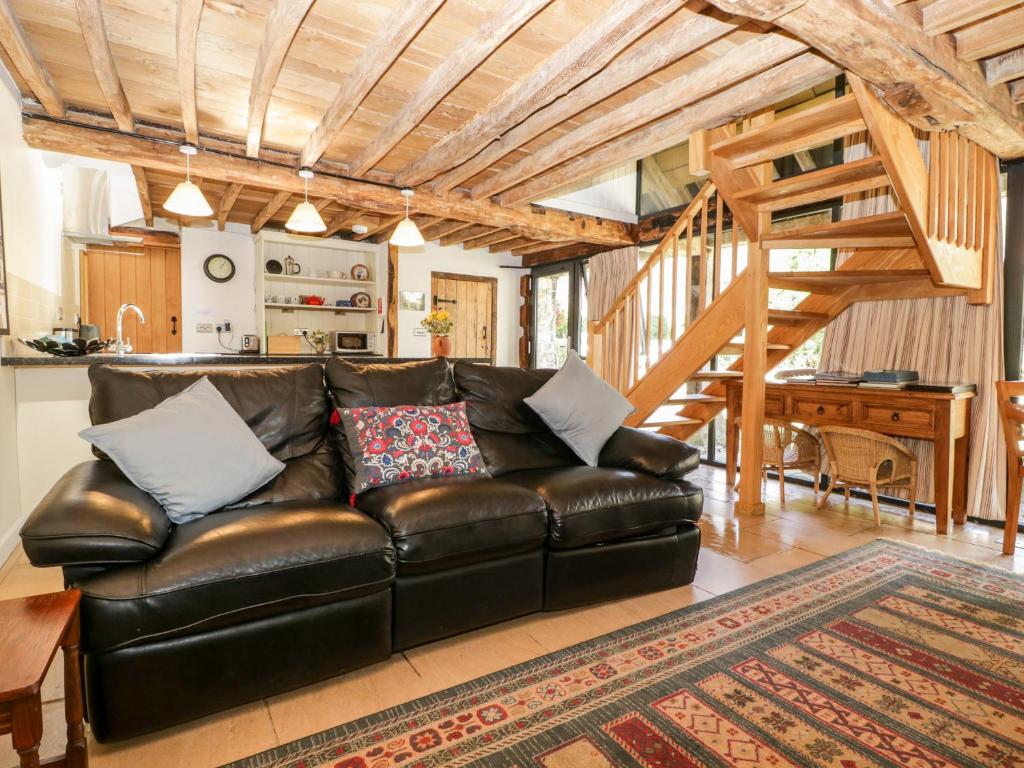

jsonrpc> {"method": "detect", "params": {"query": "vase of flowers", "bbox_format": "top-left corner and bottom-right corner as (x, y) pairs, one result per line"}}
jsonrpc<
(307, 328), (330, 355)
(421, 310), (454, 357)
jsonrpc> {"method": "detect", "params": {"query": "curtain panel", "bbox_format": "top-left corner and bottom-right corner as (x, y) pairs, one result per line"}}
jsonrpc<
(588, 246), (639, 383)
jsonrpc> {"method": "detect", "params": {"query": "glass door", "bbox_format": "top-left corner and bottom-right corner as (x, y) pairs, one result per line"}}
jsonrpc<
(533, 265), (572, 368)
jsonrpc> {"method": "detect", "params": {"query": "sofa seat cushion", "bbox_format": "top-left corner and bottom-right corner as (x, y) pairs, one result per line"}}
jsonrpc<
(356, 477), (548, 574)
(74, 502), (395, 653)
(504, 467), (703, 549)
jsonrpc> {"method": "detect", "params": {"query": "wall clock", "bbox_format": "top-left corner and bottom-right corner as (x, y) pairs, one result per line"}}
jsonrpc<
(204, 253), (235, 283)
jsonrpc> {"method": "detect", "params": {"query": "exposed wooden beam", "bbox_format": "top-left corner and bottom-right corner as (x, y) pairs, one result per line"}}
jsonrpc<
(440, 225), (496, 247)
(954, 7), (1024, 62)
(73, 0), (132, 131)
(108, 225), (180, 247)
(23, 116), (634, 245)
(704, 0), (1024, 158)
(323, 208), (364, 238)
(251, 191), (291, 232)
(369, 218), (405, 244)
(349, 0), (552, 176)
(496, 53), (839, 207)
(397, 0), (689, 187)
(176, 0), (204, 145)
(922, 0), (1022, 36)
(1012, 79), (1024, 105)
(313, 197), (332, 213)
(352, 214), (403, 242)
(130, 166), (152, 227)
(985, 48), (1024, 86)
(462, 230), (518, 250)
(511, 240), (573, 256)
(246, 0), (315, 157)
(429, 7), (739, 194)
(215, 182), (244, 230)
(491, 236), (532, 253)
(0, 0), (63, 116)
(422, 220), (472, 241)
(473, 32), (807, 200)
(520, 242), (616, 267)
(299, 0), (444, 168)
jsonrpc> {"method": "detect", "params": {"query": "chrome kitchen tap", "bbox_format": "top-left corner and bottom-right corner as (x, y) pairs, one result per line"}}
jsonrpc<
(116, 303), (146, 355)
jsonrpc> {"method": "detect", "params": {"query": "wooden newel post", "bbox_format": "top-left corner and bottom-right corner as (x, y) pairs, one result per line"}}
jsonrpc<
(737, 247), (767, 515)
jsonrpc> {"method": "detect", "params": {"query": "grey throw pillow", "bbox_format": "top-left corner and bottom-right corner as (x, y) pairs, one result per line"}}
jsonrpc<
(524, 350), (635, 466)
(80, 377), (285, 524)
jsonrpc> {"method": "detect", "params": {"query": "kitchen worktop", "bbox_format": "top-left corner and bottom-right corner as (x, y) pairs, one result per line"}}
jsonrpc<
(0, 353), (491, 367)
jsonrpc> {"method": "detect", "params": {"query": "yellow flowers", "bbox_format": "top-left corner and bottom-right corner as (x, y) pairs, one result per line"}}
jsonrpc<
(421, 310), (454, 336)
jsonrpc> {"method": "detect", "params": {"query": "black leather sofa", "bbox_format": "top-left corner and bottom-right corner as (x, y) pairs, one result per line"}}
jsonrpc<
(20, 358), (703, 741)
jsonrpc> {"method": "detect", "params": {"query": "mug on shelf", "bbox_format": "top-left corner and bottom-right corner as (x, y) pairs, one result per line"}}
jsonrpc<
(327, 270), (344, 279)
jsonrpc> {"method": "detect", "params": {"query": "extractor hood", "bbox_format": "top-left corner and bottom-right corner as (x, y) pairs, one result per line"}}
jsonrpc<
(62, 167), (143, 245)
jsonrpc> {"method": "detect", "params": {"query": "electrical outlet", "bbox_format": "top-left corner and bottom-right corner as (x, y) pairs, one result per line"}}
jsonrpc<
(292, 328), (309, 336)
(196, 323), (214, 333)
(412, 327), (428, 337)
(223, 320), (232, 332)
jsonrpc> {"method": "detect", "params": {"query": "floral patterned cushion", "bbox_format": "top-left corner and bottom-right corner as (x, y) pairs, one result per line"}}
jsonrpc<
(339, 402), (489, 495)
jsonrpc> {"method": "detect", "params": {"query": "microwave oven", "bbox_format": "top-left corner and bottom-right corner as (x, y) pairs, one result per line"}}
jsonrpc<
(334, 331), (373, 353)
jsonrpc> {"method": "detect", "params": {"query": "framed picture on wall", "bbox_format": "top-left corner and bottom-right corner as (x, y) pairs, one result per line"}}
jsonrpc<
(0, 177), (8, 336)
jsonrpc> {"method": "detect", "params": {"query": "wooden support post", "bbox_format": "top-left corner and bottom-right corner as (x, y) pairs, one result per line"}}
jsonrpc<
(737, 239), (767, 515)
(387, 244), (399, 356)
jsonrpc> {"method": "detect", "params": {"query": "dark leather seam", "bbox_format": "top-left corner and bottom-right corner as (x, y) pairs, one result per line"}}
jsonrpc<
(381, 506), (547, 540)
(20, 532), (163, 549)
(549, 493), (688, 520)
(551, 518), (692, 544)
(397, 537), (545, 564)
(81, 546), (396, 600)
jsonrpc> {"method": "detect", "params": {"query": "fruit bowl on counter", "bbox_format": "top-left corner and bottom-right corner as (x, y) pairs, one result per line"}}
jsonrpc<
(19, 336), (115, 357)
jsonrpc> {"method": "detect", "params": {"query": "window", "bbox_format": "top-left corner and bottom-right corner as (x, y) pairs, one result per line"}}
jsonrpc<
(532, 260), (589, 368)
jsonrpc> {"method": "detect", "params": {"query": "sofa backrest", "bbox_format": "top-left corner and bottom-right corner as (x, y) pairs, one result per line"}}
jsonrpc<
(324, 357), (456, 408)
(453, 362), (579, 476)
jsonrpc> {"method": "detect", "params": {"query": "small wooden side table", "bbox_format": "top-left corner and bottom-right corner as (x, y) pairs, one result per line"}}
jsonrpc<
(0, 589), (87, 768)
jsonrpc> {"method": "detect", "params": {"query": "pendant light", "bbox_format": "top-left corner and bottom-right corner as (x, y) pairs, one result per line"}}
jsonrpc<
(285, 168), (327, 233)
(389, 188), (425, 247)
(163, 144), (213, 217)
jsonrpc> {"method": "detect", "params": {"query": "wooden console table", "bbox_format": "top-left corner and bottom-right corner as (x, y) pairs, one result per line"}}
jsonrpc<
(723, 381), (974, 534)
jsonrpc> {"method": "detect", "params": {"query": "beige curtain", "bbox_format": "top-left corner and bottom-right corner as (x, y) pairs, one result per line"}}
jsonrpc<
(588, 246), (640, 322)
(818, 133), (1006, 521)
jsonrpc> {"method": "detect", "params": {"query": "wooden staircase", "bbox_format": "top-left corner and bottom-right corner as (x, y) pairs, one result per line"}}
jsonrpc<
(589, 72), (1000, 514)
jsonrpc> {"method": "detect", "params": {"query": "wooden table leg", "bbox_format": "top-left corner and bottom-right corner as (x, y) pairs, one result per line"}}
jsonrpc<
(725, 385), (740, 488)
(951, 399), (971, 526)
(934, 406), (955, 535)
(12, 697), (42, 768)
(62, 611), (88, 768)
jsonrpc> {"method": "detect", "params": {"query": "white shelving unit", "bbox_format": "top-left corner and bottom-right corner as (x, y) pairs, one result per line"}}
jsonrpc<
(255, 231), (384, 352)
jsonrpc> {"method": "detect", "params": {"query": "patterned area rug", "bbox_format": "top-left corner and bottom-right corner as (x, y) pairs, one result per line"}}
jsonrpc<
(224, 540), (1024, 768)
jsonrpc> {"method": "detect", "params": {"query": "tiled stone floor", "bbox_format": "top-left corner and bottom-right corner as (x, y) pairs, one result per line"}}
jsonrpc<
(1, 465), (1020, 767)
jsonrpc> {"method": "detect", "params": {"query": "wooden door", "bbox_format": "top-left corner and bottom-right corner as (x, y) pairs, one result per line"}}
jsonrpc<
(431, 272), (496, 362)
(81, 245), (182, 353)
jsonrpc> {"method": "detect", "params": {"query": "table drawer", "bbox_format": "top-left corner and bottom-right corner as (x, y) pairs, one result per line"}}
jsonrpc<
(765, 394), (785, 416)
(793, 398), (852, 422)
(861, 403), (933, 429)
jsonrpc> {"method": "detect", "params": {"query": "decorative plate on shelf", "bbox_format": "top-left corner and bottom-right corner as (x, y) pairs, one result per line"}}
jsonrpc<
(351, 263), (370, 281)
(19, 337), (114, 357)
(265, 259), (283, 274)
(350, 291), (372, 309)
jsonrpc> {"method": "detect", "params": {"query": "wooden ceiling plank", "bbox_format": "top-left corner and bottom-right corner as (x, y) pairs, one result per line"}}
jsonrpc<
(462, 230), (518, 250)
(512, 240), (574, 256)
(985, 48), (1024, 85)
(349, 0), (553, 177)
(352, 214), (404, 241)
(955, 7), (1024, 61)
(703, 0), (1024, 158)
(922, 0), (1022, 36)
(472, 32), (807, 200)
(299, 0), (444, 168)
(422, 220), (472, 241)
(246, 0), (316, 158)
(440, 225), (497, 247)
(23, 117), (633, 245)
(176, 0), (204, 145)
(397, 0), (689, 188)
(491, 236), (533, 253)
(496, 52), (839, 207)
(429, 7), (740, 194)
(1012, 79), (1024, 104)
(0, 0), (63, 117)
(73, 0), (133, 131)
(251, 191), (292, 233)
(520, 242), (615, 266)
(130, 166), (153, 227)
(216, 183), (244, 230)
(323, 208), (364, 238)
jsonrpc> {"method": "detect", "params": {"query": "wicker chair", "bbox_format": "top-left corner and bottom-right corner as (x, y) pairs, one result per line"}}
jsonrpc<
(994, 381), (1024, 555)
(817, 426), (917, 526)
(735, 418), (821, 503)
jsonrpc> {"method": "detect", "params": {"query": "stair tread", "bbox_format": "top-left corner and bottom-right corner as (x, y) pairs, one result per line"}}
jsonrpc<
(666, 394), (727, 405)
(760, 211), (916, 248)
(690, 371), (743, 380)
(734, 156), (890, 212)
(712, 94), (866, 169)
(768, 269), (931, 290)
(767, 308), (829, 322)
(720, 341), (790, 354)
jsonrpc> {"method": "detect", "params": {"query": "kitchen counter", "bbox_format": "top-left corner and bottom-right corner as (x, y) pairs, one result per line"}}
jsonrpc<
(1, 353), (491, 367)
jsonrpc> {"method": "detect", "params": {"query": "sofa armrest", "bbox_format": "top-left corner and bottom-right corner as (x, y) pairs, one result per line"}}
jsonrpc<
(20, 461), (172, 567)
(598, 427), (700, 481)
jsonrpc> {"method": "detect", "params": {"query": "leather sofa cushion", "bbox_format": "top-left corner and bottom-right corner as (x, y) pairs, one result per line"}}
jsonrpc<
(325, 357), (456, 409)
(88, 364), (331, 463)
(504, 467), (703, 549)
(73, 501), (395, 653)
(356, 477), (548, 574)
(453, 363), (579, 476)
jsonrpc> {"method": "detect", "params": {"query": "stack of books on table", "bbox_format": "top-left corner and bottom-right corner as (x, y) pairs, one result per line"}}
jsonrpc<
(858, 370), (919, 389)
(814, 371), (863, 386)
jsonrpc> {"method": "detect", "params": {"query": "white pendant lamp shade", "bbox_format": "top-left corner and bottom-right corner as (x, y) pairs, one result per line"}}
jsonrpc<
(286, 168), (327, 233)
(389, 188), (424, 247)
(163, 145), (213, 217)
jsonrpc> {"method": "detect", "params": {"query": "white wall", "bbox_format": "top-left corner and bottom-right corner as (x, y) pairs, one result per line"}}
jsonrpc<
(180, 223), (258, 353)
(538, 162), (638, 224)
(396, 239), (525, 366)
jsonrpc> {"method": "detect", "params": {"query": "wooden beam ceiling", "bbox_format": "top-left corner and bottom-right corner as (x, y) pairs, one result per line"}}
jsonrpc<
(352, 214), (403, 242)
(251, 191), (292, 233)
(176, 0), (204, 145)
(130, 166), (152, 227)
(0, 0), (63, 117)
(246, 0), (315, 158)
(703, 0), (1024, 158)
(462, 230), (519, 250)
(216, 183), (244, 230)
(954, 6), (1024, 62)
(322, 208), (364, 238)
(985, 49), (1024, 86)
(397, 0), (689, 187)
(73, 0), (132, 131)
(921, 0), (1022, 36)
(440, 225), (496, 247)
(496, 52), (839, 207)
(299, 0), (444, 168)
(428, 7), (741, 194)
